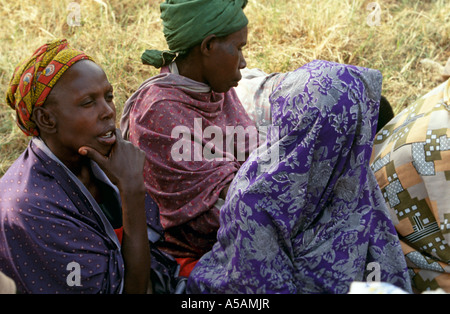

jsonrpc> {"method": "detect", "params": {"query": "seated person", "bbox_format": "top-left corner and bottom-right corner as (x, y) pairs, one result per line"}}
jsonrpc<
(187, 60), (412, 294)
(235, 69), (393, 136)
(120, 0), (257, 277)
(0, 39), (151, 294)
(370, 77), (450, 293)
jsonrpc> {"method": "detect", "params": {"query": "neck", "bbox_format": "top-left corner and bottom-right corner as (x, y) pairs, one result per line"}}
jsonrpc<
(74, 159), (102, 202)
(175, 48), (206, 84)
(34, 136), (101, 202)
(60, 155), (101, 202)
(39, 135), (91, 178)
(71, 157), (92, 181)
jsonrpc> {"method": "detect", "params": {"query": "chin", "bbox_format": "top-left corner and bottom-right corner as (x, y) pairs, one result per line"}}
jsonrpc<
(212, 86), (232, 93)
(101, 145), (114, 157)
(85, 143), (114, 158)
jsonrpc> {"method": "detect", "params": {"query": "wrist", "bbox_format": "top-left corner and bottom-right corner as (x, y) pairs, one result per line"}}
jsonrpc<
(117, 179), (146, 197)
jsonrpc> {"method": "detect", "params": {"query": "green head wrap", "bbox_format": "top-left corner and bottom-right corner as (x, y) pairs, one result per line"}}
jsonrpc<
(142, 0), (249, 68)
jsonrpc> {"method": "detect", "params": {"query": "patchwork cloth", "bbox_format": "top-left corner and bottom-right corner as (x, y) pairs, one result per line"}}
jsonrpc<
(371, 79), (450, 292)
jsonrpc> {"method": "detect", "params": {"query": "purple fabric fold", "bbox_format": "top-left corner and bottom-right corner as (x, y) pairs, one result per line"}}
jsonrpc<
(187, 60), (412, 294)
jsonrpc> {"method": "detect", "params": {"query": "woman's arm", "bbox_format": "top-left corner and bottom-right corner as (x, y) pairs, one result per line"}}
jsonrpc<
(79, 129), (151, 294)
(118, 175), (151, 294)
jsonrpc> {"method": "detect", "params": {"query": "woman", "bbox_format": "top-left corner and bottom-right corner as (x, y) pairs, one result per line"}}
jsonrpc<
(0, 39), (151, 293)
(187, 60), (412, 294)
(370, 78), (450, 293)
(121, 0), (256, 277)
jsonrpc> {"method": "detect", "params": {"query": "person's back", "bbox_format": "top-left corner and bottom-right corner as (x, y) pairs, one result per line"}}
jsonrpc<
(187, 60), (413, 294)
(371, 78), (450, 293)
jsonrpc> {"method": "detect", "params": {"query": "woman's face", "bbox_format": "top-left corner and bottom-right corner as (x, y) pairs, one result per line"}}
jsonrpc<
(204, 26), (248, 93)
(43, 60), (117, 161)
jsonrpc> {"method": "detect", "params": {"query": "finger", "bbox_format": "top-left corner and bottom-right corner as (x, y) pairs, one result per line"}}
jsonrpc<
(114, 128), (123, 141)
(78, 146), (108, 166)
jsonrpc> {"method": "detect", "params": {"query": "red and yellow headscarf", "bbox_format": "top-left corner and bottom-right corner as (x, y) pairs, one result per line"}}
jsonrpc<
(6, 39), (94, 136)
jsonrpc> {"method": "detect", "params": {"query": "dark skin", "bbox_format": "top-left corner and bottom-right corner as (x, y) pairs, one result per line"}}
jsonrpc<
(176, 26), (248, 199)
(32, 60), (151, 294)
(176, 26), (248, 94)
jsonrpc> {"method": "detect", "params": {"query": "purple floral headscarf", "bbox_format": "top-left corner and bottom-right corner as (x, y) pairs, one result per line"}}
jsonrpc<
(187, 60), (412, 294)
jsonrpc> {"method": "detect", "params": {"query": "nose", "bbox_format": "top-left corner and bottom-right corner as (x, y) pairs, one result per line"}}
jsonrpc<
(99, 99), (115, 121)
(239, 51), (247, 70)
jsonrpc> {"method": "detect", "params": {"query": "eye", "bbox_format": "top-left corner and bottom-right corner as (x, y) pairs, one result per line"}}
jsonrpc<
(80, 98), (95, 107)
(105, 92), (114, 102)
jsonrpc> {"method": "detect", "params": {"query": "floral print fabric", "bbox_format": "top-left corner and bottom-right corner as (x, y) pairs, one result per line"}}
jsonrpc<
(187, 60), (412, 294)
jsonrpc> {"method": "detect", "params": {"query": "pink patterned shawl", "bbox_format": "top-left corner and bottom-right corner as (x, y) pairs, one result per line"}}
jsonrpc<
(121, 66), (257, 259)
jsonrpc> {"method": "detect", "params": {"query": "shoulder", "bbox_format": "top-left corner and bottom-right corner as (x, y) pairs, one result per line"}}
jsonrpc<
(0, 143), (89, 222)
(131, 73), (194, 105)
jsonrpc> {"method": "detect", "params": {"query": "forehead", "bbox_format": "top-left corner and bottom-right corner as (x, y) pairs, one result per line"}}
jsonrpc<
(222, 26), (248, 45)
(52, 60), (110, 96)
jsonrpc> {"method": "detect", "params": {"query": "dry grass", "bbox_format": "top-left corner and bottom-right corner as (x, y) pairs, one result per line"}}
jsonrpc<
(0, 0), (449, 175)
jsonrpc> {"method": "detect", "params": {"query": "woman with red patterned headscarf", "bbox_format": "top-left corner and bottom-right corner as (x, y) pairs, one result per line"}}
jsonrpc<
(1, 39), (151, 294)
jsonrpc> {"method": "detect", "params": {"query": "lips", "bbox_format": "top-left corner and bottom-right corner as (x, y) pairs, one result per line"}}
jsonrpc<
(232, 75), (242, 87)
(97, 129), (116, 146)
(100, 130), (113, 138)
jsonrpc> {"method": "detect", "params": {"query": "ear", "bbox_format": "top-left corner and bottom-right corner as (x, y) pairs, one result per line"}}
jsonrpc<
(200, 34), (218, 57)
(32, 106), (57, 135)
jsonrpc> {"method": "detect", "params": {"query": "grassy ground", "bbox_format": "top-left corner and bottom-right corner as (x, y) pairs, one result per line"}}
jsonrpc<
(0, 0), (449, 175)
